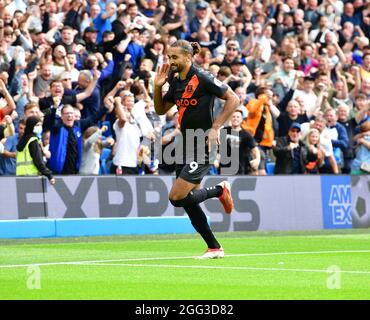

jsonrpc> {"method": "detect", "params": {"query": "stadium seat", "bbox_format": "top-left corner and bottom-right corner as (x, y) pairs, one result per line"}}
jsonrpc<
(265, 162), (275, 175)
(100, 147), (112, 175)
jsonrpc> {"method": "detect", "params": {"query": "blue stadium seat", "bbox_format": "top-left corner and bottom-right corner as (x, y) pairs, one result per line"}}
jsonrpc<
(265, 162), (275, 175)
(100, 148), (112, 175)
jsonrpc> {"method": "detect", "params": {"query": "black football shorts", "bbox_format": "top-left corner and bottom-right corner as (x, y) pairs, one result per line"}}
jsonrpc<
(175, 162), (211, 185)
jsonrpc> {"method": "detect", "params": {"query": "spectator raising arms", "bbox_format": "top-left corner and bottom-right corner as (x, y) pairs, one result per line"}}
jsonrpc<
(80, 125), (114, 175)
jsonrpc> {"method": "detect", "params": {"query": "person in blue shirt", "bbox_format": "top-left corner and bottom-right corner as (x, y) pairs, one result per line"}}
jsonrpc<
(91, 2), (117, 43)
(188, 1), (209, 41)
(120, 26), (145, 75)
(142, 0), (158, 18)
(341, 2), (363, 27)
(71, 70), (101, 120)
(45, 101), (113, 175)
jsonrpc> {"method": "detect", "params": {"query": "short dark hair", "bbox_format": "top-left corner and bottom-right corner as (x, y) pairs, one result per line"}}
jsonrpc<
(255, 86), (269, 98)
(152, 38), (167, 51)
(226, 24), (236, 30)
(103, 31), (114, 38)
(355, 93), (367, 100)
(360, 121), (370, 133)
(282, 56), (294, 63)
(301, 43), (313, 51)
(317, 72), (328, 78)
(61, 104), (74, 114)
(127, 3), (137, 9)
(218, 66), (231, 77)
(24, 102), (40, 112)
(153, 38), (166, 46)
(50, 79), (63, 87)
(62, 25), (74, 32)
(233, 109), (244, 117)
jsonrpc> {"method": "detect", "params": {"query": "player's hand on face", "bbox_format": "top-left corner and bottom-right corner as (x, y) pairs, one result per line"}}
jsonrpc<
(154, 63), (169, 88)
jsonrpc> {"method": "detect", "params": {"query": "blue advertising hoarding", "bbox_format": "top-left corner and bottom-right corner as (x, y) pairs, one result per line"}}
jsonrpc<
(321, 176), (352, 229)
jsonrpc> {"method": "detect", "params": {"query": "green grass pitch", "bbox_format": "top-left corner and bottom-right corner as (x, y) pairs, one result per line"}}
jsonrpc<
(0, 229), (369, 300)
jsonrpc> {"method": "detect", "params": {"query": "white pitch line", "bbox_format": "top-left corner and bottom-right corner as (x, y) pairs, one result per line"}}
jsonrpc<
(0, 250), (370, 269)
(79, 262), (370, 275)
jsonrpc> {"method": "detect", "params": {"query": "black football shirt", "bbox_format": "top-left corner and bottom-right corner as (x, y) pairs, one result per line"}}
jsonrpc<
(163, 66), (228, 133)
(163, 66), (228, 163)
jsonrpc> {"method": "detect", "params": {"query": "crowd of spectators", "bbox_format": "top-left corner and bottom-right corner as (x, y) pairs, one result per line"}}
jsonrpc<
(0, 0), (368, 177)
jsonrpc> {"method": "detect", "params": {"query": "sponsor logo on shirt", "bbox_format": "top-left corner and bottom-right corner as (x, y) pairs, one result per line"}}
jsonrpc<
(175, 99), (198, 107)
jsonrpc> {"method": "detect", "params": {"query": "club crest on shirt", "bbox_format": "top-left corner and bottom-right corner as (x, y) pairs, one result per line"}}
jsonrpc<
(187, 85), (193, 93)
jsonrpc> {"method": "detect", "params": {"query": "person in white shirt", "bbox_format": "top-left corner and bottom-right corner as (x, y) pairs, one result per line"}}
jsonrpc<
(80, 125), (114, 175)
(111, 93), (142, 174)
(309, 15), (332, 44)
(293, 76), (318, 117)
(248, 23), (272, 63)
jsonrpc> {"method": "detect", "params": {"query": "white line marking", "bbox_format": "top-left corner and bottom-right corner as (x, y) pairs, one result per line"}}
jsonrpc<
(0, 250), (369, 269)
(79, 262), (370, 275)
